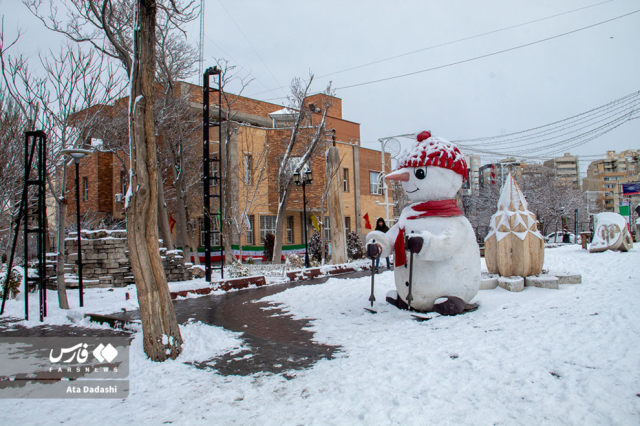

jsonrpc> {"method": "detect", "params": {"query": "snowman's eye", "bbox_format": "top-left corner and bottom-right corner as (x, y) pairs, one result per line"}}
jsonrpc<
(414, 168), (426, 180)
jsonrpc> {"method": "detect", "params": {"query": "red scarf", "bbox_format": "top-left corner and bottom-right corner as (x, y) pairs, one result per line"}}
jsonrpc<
(394, 199), (463, 267)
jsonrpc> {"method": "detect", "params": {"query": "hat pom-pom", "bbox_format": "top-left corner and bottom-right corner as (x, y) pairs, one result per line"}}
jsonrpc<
(416, 131), (431, 142)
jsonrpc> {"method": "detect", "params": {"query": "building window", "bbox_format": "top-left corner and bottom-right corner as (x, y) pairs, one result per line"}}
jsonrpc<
(343, 168), (349, 192)
(199, 217), (220, 247)
(370, 171), (382, 195)
(82, 177), (89, 201)
(287, 216), (294, 244)
(324, 216), (331, 242)
(244, 154), (253, 185)
(260, 215), (277, 243)
(345, 216), (351, 234)
(246, 215), (255, 245)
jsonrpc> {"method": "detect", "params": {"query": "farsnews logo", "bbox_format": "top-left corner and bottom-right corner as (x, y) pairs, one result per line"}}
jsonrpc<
(49, 343), (119, 364)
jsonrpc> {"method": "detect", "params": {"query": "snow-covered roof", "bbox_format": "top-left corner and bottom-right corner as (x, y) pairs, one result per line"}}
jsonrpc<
(269, 108), (298, 117)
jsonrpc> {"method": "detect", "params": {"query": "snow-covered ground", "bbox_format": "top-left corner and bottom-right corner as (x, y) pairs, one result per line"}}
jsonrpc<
(2, 245), (640, 425)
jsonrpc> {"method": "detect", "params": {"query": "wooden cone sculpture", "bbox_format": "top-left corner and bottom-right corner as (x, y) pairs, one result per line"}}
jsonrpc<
(484, 174), (544, 277)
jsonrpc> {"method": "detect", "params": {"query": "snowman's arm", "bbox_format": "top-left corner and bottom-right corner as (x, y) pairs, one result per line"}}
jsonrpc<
(365, 229), (395, 259)
(412, 222), (464, 262)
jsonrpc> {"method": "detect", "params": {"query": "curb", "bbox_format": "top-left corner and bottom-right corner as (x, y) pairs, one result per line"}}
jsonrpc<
(170, 275), (267, 299)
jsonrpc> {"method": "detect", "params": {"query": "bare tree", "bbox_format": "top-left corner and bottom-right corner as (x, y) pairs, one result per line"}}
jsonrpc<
(232, 124), (269, 262)
(0, 88), (27, 261)
(271, 75), (332, 264)
(126, 0), (182, 361)
(1, 20), (124, 308)
(155, 24), (199, 262)
(518, 170), (588, 235)
(25, 0), (197, 360)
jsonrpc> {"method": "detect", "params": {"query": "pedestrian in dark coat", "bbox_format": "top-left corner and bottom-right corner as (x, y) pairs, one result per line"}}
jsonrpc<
(375, 218), (391, 272)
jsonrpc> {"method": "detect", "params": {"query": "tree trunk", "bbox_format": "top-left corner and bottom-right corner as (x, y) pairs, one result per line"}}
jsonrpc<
(186, 213), (200, 265)
(157, 173), (175, 250)
(271, 190), (291, 264)
(56, 166), (70, 310)
(127, 0), (182, 361)
(222, 123), (238, 264)
(326, 147), (347, 264)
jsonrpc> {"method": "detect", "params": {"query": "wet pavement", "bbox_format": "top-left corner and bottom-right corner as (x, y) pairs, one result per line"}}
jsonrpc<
(1, 270), (371, 377)
(120, 270), (370, 376)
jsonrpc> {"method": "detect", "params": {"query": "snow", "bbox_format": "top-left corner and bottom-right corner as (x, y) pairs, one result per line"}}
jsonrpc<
(395, 136), (466, 176)
(269, 107), (298, 116)
(2, 246), (640, 424)
(485, 173), (543, 243)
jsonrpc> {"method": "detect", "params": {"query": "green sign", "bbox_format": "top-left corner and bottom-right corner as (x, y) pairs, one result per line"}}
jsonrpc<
(619, 205), (630, 216)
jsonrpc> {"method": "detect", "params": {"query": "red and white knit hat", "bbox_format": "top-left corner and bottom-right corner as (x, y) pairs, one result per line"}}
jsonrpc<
(396, 131), (468, 181)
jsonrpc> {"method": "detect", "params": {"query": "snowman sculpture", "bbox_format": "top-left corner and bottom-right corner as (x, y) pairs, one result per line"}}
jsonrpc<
(366, 131), (480, 315)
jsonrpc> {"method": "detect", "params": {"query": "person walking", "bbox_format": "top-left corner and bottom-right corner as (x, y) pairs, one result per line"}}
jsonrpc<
(374, 218), (391, 272)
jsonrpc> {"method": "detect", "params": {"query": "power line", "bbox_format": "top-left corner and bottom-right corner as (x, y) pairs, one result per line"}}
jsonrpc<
(335, 9), (640, 91)
(217, 0), (288, 98)
(203, 33), (280, 98)
(456, 90), (640, 144)
(248, 0), (615, 98)
(455, 93), (640, 153)
(321, 1), (616, 80)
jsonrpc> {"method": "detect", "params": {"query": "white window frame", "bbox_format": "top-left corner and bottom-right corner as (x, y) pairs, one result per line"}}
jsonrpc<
(244, 154), (253, 185)
(370, 171), (383, 195)
(343, 168), (349, 192)
(260, 215), (277, 243)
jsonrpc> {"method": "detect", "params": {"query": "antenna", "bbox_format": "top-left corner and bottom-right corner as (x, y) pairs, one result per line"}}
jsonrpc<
(198, 0), (205, 79)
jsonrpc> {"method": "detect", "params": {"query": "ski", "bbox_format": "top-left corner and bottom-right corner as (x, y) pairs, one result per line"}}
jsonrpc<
(410, 313), (439, 322)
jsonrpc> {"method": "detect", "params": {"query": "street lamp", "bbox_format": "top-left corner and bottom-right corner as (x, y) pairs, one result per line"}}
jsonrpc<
(294, 168), (313, 268)
(61, 148), (93, 307)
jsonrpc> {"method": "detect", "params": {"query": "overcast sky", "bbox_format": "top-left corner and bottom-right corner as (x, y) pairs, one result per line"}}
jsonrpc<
(2, 0), (639, 174)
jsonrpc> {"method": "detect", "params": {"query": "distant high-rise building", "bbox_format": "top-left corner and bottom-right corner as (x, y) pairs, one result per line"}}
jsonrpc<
(582, 149), (640, 213)
(543, 153), (580, 188)
(464, 154), (481, 194)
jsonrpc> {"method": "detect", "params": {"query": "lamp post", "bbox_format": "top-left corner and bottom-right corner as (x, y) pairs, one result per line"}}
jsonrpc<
(294, 168), (313, 268)
(61, 148), (92, 307)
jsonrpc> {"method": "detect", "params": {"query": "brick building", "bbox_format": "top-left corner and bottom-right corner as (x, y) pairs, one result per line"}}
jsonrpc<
(67, 83), (391, 260)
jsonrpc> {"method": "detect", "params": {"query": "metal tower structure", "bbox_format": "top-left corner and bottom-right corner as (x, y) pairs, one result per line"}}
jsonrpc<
(203, 66), (224, 282)
(1, 131), (48, 321)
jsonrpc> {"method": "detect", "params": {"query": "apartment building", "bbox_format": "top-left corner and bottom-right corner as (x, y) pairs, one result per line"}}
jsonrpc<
(583, 149), (640, 213)
(543, 153), (580, 188)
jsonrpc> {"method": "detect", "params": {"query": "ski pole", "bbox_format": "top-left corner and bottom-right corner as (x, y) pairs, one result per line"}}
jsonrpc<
(367, 243), (379, 308)
(369, 257), (376, 307)
(406, 234), (414, 309)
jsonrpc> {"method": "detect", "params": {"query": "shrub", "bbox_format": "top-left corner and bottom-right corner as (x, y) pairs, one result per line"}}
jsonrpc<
(227, 258), (250, 278)
(262, 233), (275, 262)
(346, 231), (364, 260)
(307, 232), (328, 262)
(0, 267), (22, 299)
(285, 253), (303, 269)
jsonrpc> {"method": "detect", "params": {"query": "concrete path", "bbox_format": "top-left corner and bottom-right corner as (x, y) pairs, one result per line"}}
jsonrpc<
(0, 270), (373, 377)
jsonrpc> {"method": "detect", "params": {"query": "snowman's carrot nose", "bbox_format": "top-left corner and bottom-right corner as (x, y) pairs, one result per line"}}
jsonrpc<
(385, 169), (410, 181)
